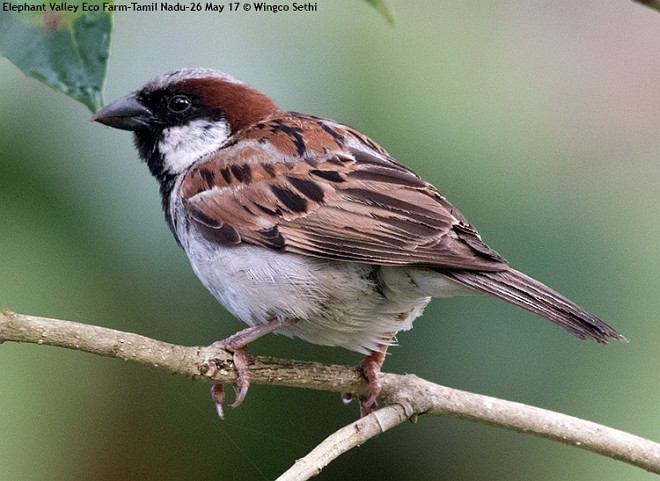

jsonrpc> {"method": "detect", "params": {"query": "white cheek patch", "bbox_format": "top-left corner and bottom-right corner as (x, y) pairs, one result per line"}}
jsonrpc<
(158, 119), (230, 174)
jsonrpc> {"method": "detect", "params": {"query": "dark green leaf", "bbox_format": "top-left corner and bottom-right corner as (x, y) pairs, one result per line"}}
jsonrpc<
(363, 0), (395, 24)
(0, 0), (113, 112)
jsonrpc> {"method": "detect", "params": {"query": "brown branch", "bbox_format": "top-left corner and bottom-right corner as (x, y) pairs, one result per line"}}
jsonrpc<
(2, 309), (660, 479)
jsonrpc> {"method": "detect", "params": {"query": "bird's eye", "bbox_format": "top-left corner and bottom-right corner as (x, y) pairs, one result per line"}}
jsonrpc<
(167, 95), (192, 113)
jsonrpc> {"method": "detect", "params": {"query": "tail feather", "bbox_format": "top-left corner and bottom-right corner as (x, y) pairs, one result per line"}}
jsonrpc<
(443, 268), (624, 343)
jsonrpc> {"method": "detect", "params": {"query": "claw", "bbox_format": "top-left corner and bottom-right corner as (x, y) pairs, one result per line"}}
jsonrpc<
(340, 392), (354, 405)
(358, 348), (387, 417)
(206, 343), (252, 411)
(204, 316), (290, 416)
(228, 346), (251, 408)
(211, 383), (226, 420)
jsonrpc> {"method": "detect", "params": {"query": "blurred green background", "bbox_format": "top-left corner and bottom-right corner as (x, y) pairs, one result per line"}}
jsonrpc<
(2, 1), (660, 480)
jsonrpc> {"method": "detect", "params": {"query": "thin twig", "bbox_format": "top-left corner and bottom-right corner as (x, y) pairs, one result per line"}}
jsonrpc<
(277, 404), (413, 481)
(2, 309), (660, 479)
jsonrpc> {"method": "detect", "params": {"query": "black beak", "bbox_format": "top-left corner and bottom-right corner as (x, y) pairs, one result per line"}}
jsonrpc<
(92, 94), (154, 131)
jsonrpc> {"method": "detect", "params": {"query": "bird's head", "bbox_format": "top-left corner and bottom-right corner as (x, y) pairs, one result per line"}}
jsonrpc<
(92, 68), (281, 181)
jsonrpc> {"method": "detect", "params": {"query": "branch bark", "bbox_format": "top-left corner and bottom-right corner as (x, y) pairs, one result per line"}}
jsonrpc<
(2, 309), (659, 479)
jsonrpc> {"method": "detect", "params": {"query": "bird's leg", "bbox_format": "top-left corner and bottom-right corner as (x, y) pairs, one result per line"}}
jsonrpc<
(206, 315), (289, 418)
(358, 343), (389, 417)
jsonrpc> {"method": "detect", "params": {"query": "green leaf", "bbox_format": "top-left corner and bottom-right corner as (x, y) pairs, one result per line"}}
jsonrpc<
(0, 0), (113, 112)
(363, 0), (395, 24)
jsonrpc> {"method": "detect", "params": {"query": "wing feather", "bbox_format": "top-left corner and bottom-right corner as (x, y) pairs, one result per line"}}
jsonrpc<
(181, 113), (506, 270)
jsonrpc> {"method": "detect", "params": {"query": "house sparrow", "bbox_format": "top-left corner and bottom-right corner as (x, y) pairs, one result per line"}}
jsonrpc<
(93, 68), (623, 417)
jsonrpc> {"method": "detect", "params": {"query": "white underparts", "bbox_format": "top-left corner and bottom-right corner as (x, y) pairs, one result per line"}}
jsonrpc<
(158, 119), (230, 175)
(171, 184), (475, 354)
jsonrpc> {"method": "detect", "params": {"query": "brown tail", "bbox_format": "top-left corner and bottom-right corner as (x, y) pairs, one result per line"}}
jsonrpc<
(443, 267), (624, 343)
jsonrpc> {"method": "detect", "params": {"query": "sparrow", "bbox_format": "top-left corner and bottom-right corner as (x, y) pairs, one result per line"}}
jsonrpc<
(92, 68), (623, 417)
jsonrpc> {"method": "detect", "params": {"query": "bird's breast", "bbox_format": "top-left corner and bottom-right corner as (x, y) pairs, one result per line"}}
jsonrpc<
(170, 201), (438, 353)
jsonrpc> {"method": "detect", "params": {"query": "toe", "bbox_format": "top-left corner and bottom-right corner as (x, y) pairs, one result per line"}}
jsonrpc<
(229, 346), (251, 408)
(211, 383), (226, 420)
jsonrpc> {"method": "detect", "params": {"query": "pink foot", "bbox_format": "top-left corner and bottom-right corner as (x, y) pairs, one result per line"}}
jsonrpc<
(358, 348), (387, 417)
(205, 316), (289, 418)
